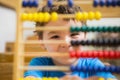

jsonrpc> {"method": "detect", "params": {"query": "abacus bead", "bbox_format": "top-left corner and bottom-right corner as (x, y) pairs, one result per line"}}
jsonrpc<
(117, 0), (120, 6)
(28, 0), (34, 7)
(93, 0), (99, 7)
(88, 11), (95, 20)
(28, 13), (33, 21)
(81, 26), (88, 32)
(33, 0), (38, 7)
(95, 11), (102, 20)
(70, 66), (76, 71)
(75, 12), (83, 21)
(38, 12), (44, 22)
(69, 50), (76, 58)
(33, 13), (38, 21)
(42, 77), (48, 80)
(112, 0), (117, 7)
(110, 66), (116, 73)
(104, 51), (109, 58)
(75, 27), (81, 32)
(21, 13), (28, 21)
(106, 0), (112, 7)
(44, 12), (51, 22)
(82, 12), (88, 20)
(98, 77), (105, 80)
(51, 12), (58, 21)
(116, 66), (120, 73)
(48, 0), (53, 7)
(76, 50), (81, 58)
(22, 0), (27, 7)
(68, 0), (73, 7)
(53, 77), (59, 80)
(100, 0), (105, 7)
(70, 27), (75, 32)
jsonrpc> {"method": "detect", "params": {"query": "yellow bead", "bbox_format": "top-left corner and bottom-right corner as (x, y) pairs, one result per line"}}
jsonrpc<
(51, 12), (58, 21)
(38, 12), (44, 22)
(24, 77), (30, 80)
(75, 12), (83, 21)
(88, 11), (95, 20)
(53, 77), (59, 80)
(48, 77), (53, 80)
(35, 78), (42, 80)
(21, 13), (28, 21)
(19, 78), (24, 80)
(107, 78), (113, 80)
(42, 77), (48, 80)
(95, 11), (102, 20)
(33, 13), (39, 22)
(43, 12), (51, 22)
(98, 77), (105, 80)
(82, 12), (88, 20)
(28, 13), (33, 21)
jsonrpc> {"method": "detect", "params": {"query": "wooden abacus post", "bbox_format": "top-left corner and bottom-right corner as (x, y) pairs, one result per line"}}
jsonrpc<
(13, 0), (24, 80)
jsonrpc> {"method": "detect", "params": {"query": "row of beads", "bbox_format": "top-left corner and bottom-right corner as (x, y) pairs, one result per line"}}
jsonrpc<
(21, 12), (58, 22)
(22, 0), (38, 7)
(94, 0), (120, 7)
(75, 11), (102, 20)
(21, 11), (102, 22)
(69, 50), (120, 59)
(70, 65), (120, 73)
(70, 39), (120, 46)
(70, 26), (120, 32)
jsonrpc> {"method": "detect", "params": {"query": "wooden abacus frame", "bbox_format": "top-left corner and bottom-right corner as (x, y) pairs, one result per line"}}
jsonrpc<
(0, 0), (120, 80)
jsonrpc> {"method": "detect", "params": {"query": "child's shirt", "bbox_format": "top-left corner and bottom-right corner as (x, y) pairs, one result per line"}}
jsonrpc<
(24, 57), (116, 79)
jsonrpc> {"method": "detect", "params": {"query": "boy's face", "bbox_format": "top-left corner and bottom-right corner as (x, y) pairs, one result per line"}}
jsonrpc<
(41, 19), (85, 65)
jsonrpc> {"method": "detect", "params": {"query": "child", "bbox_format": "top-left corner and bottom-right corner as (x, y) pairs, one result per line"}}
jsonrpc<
(24, 5), (117, 80)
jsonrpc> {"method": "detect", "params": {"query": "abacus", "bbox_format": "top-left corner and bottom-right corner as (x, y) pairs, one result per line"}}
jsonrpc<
(13, 0), (120, 80)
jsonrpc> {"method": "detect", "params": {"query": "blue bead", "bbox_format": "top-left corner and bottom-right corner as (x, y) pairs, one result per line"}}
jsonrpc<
(105, 66), (110, 72)
(82, 66), (87, 72)
(33, 0), (38, 7)
(28, 0), (34, 7)
(47, 0), (53, 7)
(116, 66), (120, 73)
(93, 0), (99, 7)
(117, 0), (120, 6)
(22, 0), (27, 7)
(110, 66), (116, 73)
(106, 0), (112, 7)
(112, 0), (117, 7)
(100, 0), (105, 7)
(68, 0), (73, 7)
(76, 66), (81, 71)
(70, 66), (76, 71)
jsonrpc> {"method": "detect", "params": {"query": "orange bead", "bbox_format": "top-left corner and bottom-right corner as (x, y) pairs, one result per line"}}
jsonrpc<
(38, 12), (44, 22)
(88, 11), (95, 20)
(43, 12), (51, 22)
(82, 12), (88, 20)
(75, 12), (83, 21)
(28, 13), (33, 21)
(51, 12), (58, 21)
(33, 13), (39, 22)
(95, 11), (102, 20)
(21, 13), (28, 21)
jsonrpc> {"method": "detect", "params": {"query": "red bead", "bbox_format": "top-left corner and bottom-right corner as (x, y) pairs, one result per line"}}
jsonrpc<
(87, 51), (93, 57)
(115, 51), (120, 58)
(104, 51), (109, 58)
(69, 50), (76, 58)
(93, 51), (98, 58)
(109, 51), (115, 59)
(82, 51), (88, 58)
(98, 52), (104, 58)
(76, 51), (81, 58)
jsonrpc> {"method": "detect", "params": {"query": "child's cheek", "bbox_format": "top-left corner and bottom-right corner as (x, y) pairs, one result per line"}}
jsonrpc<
(45, 44), (59, 52)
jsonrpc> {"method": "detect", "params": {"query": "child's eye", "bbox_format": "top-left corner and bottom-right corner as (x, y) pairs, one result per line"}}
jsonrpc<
(70, 33), (79, 37)
(50, 35), (60, 39)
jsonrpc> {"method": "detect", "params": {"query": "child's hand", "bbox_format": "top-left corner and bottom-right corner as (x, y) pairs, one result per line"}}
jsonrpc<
(60, 75), (83, 80)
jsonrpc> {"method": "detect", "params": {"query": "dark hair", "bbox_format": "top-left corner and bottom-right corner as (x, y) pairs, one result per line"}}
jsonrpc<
(36, 5), (83, 39)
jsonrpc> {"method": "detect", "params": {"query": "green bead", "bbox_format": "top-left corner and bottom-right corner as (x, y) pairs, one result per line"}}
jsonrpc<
(75, 27), (81, 32)
(70, 26), (76, 32)
(98, 27), (104, 32)
(81, 26), (88, 32)
(91, 27), (97, 32)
